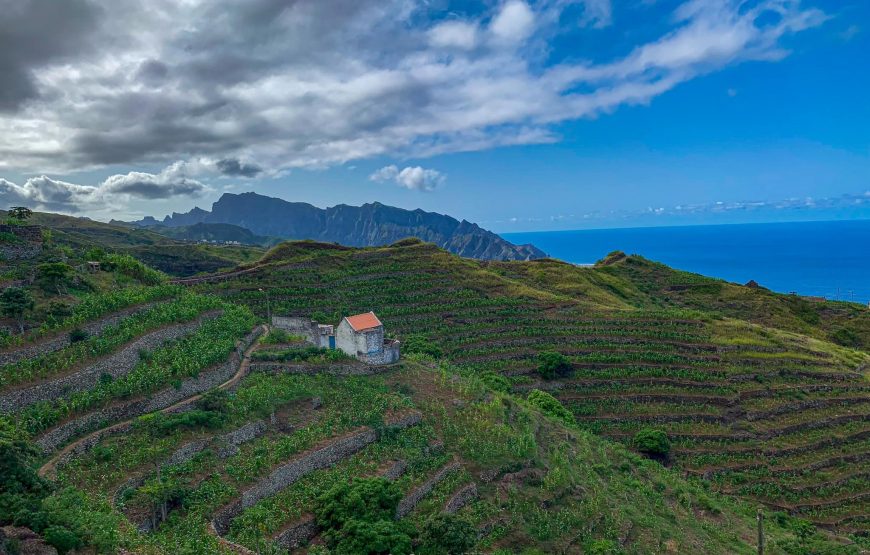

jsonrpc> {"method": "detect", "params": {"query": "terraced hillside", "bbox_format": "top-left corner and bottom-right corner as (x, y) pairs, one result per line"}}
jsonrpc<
(19, 326), (862, 554)
(186, 240), (870, 538)
(2, 237), (868, 554)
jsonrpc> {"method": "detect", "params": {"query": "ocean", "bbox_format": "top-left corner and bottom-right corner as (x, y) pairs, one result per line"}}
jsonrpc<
(502, 219), (870, 305)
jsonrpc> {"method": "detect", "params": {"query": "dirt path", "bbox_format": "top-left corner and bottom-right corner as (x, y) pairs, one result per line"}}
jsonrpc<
(38, 325), (267, 479)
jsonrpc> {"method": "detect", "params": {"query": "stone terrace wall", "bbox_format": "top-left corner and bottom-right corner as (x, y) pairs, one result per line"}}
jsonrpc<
(212, 428), (378, 535)
(35, 327), (262, 455)
(0, 311), (222, 412)
(213, 412), (423, 537)
(249, 362), (388, 377)
(444, 483), (478, 514)
(0, 302), (160, 367)
(0, 225), (43, 260)
(274, 515), (318, 551)
(396, 462), (461, 518)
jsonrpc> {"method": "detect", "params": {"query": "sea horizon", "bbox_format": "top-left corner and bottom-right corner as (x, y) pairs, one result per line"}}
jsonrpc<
(502, 219), (870, 305)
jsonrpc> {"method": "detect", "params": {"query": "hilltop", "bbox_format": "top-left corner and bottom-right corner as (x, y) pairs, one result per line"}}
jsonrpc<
(0, 231), (868, 554)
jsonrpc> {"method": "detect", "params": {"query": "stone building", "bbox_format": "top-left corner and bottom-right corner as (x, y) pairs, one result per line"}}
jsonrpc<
(271, 316), (333, 348)
(335, 312), (400, 365)
(272, 312), (399, 364)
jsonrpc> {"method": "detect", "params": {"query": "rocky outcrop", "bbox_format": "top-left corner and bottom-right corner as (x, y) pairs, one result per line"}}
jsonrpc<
(0, 311), (221, 412)
(35, 327), (262, 455)
(0, 302), (160, 367)
(395, 462), (461, 519)
(141, 192), (546, 261)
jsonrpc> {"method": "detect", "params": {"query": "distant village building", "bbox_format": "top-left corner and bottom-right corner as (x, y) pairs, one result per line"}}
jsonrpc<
(86, 261), (101, 273)
(271, 311), (399, 364)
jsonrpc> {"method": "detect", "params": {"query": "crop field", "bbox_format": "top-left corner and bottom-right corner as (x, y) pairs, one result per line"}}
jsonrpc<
(2, 238), (868, 553)
(186, 240), (870, 538)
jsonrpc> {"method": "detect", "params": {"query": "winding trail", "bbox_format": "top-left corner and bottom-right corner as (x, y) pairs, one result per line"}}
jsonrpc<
(37, 325), (267, 479)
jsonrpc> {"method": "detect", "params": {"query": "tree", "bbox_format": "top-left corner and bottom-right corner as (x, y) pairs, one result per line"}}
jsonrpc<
(419, 513), (476, 554)
(7, 207), (32, 222)
(634, 428), (670, 457)
(0, 287), (34, 333)
(315, 478), (412, 554)
(537, 351), (572, 380)
(37, 263), (74, 294)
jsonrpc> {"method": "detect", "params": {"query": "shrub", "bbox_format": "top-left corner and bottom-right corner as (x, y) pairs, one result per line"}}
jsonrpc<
(526, 389), (574, 426)
(331, 518), (412, 555)
(480, 372), (511, 393)
(633, 428), (670, 457)
(537, 351), (572, 380)
(401, 333), (443, 359)
(585, 539), (620, 554)
(315, 477), (402, 530)
(68, 328), (89, 343)
(196, 389), (230, 414)
(830, 327), (860, 348)
(43, 525), (83, 554)
(315, 478), (411, 554)
(419, 513), (476, 554)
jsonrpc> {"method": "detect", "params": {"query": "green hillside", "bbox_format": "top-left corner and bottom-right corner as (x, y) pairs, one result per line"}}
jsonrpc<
(3, 210), (265, 277)
(0, 233), (868, 554)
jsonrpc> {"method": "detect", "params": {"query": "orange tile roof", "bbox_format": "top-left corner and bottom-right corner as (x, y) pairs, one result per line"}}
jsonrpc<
(345, 312), (383, 332)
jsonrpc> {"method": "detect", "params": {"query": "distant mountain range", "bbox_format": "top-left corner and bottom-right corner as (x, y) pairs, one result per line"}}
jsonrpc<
(128, 192), (546, 261)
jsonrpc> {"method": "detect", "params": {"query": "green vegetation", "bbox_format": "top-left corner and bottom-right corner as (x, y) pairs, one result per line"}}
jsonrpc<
(0, 235), (867, 553)
(0, 287), (34, 333)
(315, 477), (411, 554)
(633, 428), (671, 457)
(537, 350), (572, 380)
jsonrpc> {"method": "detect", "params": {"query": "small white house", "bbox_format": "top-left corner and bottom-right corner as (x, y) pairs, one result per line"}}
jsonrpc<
(335, 312), (400, 365)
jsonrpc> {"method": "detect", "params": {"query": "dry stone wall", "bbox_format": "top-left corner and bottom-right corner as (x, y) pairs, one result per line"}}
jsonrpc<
(273, 515), (318, 551)
(213, 411), (422, 538)
(249, 362), (388, 376)
(395, 462), (461, 518)
(0, 311), (221, 412)
(212, 428), (378, 535)
(35, 327), (262, 455)
(444, 483), (478, 514)
(0, 302), (160, 367)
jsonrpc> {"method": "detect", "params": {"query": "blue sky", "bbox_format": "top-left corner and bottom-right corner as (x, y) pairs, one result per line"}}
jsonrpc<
(0, 0), (867, 231)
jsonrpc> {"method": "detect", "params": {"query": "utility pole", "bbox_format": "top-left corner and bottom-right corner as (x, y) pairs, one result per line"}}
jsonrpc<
(757, 507), (765, 555)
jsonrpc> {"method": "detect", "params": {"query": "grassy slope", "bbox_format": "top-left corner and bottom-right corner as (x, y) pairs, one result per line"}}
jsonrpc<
(18, 211), (264, 276)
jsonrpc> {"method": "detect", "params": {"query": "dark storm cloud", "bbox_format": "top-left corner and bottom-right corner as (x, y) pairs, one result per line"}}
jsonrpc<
(0, 0), (101, 111)
(0, 0), (826, 177)
(216, 158), (263, 177)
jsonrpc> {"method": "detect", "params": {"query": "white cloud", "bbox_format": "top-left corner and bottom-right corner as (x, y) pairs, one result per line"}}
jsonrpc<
(429, 20), (478, 50)
(0, 162), (209, 213)
(369, 164), (445, 191)
(0, 0), (826, 182)
(490, 1), (536, 43)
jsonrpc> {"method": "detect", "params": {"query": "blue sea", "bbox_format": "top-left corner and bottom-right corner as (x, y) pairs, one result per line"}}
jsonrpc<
(503, 220), (870, 305)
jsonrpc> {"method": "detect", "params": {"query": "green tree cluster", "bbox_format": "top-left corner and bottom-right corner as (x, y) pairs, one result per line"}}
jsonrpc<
(537, 351), (572, 380)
